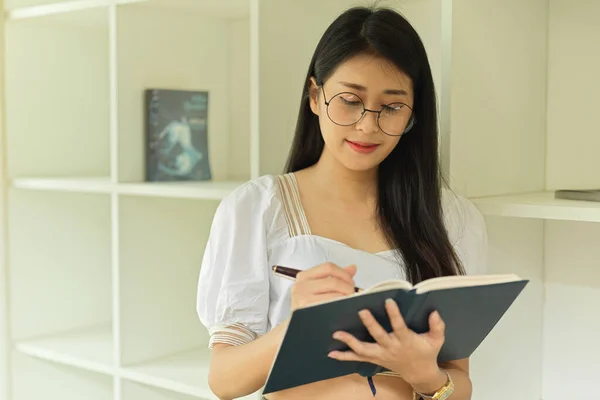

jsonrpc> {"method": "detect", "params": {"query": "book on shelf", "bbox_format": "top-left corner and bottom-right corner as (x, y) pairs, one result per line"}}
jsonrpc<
(263, 273), (528, 395)
(145, 88), (212, 182)
(554, 189), (600, 202)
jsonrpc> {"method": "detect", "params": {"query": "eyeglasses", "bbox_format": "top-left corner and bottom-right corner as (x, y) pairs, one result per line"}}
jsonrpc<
(320, 86), (415, 136)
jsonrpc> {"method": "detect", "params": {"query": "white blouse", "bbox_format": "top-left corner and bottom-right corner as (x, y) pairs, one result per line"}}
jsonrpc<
(196, 173), (488, 348)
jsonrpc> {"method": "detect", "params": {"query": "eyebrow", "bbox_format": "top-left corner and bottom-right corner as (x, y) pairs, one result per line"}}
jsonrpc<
(338, 81), (408, 96)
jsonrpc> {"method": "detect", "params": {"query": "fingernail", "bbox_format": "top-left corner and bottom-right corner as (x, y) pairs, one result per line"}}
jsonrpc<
(385, 298), (395, 304)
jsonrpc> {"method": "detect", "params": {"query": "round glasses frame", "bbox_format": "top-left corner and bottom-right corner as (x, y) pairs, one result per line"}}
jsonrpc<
(320, 86), (415, 136)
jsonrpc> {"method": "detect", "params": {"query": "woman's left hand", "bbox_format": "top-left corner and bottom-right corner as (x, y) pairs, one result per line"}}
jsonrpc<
(327, 298), (446, 388)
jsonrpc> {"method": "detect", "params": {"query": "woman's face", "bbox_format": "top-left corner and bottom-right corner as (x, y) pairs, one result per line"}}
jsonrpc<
(309, 53), (415, 172)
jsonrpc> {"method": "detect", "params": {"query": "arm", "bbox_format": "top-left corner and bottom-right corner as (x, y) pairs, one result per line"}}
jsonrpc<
(196, 182), (274, 399)
(208, 263), (358, 400)
(208, 321), (289, 400)
(410, 358), (471, 400)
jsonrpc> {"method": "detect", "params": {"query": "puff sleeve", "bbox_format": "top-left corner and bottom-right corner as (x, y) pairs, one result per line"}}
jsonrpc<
(196, 181), (271, 348)
(444, 191), (489, 276)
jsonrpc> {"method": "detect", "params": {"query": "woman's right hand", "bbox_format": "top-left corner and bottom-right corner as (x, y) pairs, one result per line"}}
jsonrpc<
(291, 262), (357, 310)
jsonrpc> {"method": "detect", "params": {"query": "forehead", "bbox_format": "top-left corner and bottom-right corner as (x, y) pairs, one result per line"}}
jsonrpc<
(329, 53), (413, 94)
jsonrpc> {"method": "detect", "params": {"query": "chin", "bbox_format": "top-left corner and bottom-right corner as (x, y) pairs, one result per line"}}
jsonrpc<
(340, 157), (382, 172)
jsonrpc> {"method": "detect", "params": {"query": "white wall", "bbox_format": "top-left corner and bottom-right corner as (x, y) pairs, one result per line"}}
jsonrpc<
(543, 221), (600, 399)
(449, 1), (550, 399)
(0, 0), (9, 398)
(449, 0), (549, 198)
(470, 217), (545, 400)
(4, 9), (110, 178)
(542, 2), (600, 398)
(545, 0), (600, 191)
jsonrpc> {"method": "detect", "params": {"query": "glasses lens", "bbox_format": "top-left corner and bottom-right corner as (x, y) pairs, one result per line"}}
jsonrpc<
(327, 93), (364, 126)
(378, 103), (412, 136)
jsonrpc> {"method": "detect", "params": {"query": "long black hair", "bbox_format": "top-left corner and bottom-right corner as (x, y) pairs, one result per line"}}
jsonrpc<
(284, 5), (464, 283)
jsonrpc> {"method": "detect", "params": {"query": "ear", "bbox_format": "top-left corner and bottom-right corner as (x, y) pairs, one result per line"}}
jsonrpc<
(308, 76), (320, 115)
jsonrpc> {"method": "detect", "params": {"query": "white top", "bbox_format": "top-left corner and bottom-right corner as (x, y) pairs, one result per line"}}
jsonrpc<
(196, 173), (488, 347)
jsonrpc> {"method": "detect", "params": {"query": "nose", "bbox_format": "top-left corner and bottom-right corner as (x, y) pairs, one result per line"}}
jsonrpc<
(355, 109), (380, 134)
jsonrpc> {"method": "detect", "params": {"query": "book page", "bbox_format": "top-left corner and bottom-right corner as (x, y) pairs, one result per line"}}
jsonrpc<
(366, 279), (413, 293)
(413, 274), (522, 294)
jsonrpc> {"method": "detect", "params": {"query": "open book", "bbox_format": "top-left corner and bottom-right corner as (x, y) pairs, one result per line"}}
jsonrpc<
(263, 273), (528, 395)
(364, 273), (523, 294)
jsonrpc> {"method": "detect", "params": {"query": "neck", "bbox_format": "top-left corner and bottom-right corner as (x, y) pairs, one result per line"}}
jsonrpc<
(309, 150), (378, 202)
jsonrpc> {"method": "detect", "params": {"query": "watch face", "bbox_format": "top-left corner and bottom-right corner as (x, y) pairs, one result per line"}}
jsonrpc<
(415, 370), (454, 400)
(438, 385), (454, 400)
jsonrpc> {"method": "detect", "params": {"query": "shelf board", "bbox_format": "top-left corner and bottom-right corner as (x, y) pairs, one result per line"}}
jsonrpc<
(11, 177), (244, 200)
(471, 191), (600, 222)
(14, 325), (114, 375)
(12, 177), (113, 194)
(4, 0), (138, 21)
(121, 0), (251, 19)
(117, 180), (244, 200)
(120, 348), (216, 399)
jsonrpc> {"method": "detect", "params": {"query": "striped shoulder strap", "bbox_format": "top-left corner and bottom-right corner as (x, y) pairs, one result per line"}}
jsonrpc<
(275, 173), (312, 237)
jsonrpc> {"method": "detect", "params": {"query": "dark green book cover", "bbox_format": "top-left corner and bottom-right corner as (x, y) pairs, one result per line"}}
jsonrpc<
(263, 275), (528, 395)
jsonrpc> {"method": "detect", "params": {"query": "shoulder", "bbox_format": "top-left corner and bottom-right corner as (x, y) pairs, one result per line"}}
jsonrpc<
(221, 174), (280, 204)
(217, 174), (281, 215)
(212, 174), (288, 235)
(440, 188), (488, 274)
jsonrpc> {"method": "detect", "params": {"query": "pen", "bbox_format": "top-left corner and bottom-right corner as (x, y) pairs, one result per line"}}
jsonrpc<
(272, 265), (362, 292)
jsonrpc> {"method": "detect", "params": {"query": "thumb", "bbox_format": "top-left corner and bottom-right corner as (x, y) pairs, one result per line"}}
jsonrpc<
(426, 310), (445, 343)
(343, 264), (357, 276)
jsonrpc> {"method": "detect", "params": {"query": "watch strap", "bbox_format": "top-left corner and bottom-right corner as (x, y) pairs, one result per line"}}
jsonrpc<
(413, 369), (454, 400)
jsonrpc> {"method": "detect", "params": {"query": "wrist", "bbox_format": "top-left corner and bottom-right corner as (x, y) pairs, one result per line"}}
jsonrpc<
(409, 366), (448, 395)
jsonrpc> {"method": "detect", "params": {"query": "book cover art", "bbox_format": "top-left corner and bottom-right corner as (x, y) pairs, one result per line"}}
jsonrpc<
(145, 89), (212, 182)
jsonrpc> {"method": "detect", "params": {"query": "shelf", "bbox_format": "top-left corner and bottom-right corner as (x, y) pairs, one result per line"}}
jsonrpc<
(14, 325), (114, 376)
(12, 352), (114, 400)
(114, 1), (251, 183)
(4, 0), (143, 21)
(471, 191), (600, 222)
(120, 348), (215, 399)
(121, 380), (202, 400)
(12, 176), (113, 193)
(122, 0), (251, 19)
(11, 176), (244, 199)
(118, 180), (244, 199)
(4, 4), (110, 176)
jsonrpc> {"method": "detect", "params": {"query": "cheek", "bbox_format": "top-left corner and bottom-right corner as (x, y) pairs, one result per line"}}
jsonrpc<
(318, 115), (346, 144)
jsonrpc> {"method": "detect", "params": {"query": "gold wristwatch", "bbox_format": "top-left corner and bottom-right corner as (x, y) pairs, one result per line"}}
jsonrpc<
(413, 370), (454, 400)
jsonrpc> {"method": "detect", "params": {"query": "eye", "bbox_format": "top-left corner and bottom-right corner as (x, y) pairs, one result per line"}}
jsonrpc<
(382, 103), (405, 114)
(339, 94), (362, 106)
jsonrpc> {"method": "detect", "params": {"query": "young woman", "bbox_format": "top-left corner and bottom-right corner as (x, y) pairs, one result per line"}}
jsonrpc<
(197, 5), (487, 400)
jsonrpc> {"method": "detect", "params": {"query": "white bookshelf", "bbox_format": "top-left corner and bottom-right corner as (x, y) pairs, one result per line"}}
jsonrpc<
(448, 1), (600, 400)
(1, 0), (598, 400)
(471, 192), (600, 223)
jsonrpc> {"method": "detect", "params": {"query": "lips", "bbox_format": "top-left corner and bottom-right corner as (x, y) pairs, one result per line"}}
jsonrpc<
(345, 140), (380, 154)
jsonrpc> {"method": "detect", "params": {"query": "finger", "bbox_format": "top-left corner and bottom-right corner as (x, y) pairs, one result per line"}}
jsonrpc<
(293, 291), (348, 309)
(427, 310), (445, 341)
(311, 292), (348, 304)
(332, 331), (380, 359)
(385, 298), (410, 337)
(343, 264), (357, 277)
(327, 349), (367, 362)
(308, 277), (355, 296)
(358, 309), (393, 347)
(297, 262), (355, 285)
